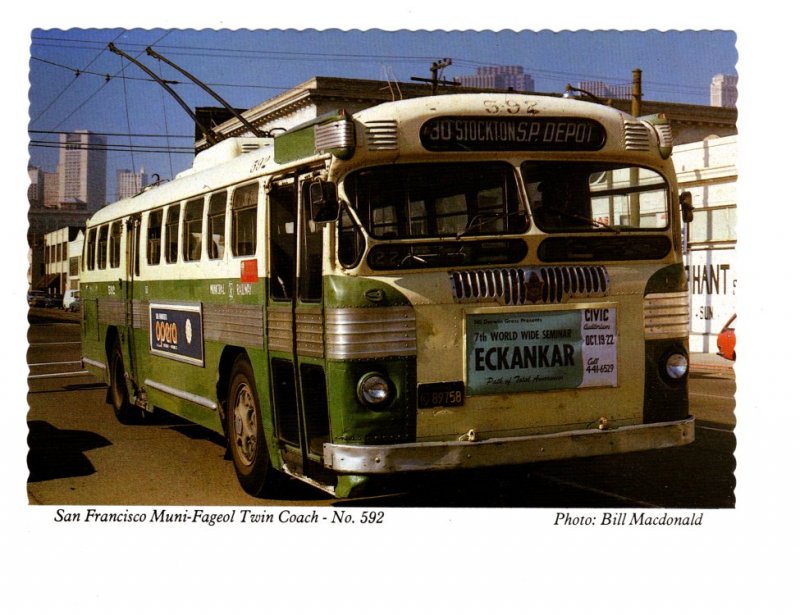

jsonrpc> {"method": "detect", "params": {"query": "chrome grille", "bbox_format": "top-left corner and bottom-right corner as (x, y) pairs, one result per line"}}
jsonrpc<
(624, 120), (651, 151)
(654, 123), (673, 150)
(365, 120), (399, 150)
(450, 266), (609, 305)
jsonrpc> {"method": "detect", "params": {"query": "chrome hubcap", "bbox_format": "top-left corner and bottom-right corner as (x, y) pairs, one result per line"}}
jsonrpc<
(232, 382), (257, 466)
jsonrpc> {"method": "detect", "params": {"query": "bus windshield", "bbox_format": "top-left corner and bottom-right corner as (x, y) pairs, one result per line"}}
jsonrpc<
(344, 162), (529, 239)
(522, 161), (670, 232)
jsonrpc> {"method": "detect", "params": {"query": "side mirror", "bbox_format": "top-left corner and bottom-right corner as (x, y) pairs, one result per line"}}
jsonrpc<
(679, 191), (694, 223)
(308, 181), (339, 223)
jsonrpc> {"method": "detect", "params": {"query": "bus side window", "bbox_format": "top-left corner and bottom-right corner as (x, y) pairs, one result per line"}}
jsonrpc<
(269, 183), (296, 300)
(97, 225), (109, 270)
(300, 181), (323, 302)
(109, 221), (122, 269)
(207, 191), (227, 260)
(232, 183), (258, 257)
(147, 209), (163, 265)
(85, 228), (96, 271)
(165, 204), (180, 264)
(183, 198), (204, 262)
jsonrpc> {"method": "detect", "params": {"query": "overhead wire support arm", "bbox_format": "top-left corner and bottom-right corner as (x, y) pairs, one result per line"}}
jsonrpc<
(410, 58), (460, 95)
(107, 42), (220, 145)
(145, 47), (266, 138)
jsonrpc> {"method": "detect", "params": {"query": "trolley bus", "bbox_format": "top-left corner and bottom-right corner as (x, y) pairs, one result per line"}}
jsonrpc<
(80, 93), (694, 498)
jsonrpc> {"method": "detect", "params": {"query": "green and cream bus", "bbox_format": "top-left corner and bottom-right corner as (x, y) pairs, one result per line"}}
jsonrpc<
(80, 93), (694, 498)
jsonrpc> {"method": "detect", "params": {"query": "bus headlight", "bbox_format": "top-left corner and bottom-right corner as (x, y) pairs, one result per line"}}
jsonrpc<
(357, 373), (393, 407)
(663, 352), (689, 380)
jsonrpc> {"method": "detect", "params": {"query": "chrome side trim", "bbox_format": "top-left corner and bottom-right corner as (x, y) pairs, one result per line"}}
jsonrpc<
(131, 299), (149, 330)
(324, 417), (695, 474)
(296, 307), (324, 358)
(644, 291), (690, 339)
(267, 305), (294, 353)
(204, 303), (264, 348)
(325, 306), (416, 360)
(144, 378), (218, 410)
(82, 356), (107, 371)
(97, 296), (125, 325)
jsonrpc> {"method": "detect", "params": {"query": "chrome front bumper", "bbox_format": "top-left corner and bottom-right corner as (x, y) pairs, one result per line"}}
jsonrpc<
(323, 417), (695, 474)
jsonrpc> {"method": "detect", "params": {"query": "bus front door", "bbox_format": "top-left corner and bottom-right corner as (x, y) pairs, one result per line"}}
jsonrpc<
(267, 174), (332, 483)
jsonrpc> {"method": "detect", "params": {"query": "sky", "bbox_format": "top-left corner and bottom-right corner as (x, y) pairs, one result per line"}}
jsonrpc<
(27, 28), (737, 197)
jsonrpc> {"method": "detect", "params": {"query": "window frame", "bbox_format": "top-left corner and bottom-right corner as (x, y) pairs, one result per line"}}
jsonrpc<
(231, 182), (259, 258)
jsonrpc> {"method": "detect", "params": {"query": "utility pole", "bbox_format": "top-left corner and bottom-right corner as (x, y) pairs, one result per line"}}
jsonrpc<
(410, 58), (460, 95)
(631, 68), (642, 117)
(629, 68), (643, 226)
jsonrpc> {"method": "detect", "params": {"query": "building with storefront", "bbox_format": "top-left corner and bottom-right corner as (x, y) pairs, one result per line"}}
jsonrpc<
(673, 135), (738, 353)
(37, 226), (84, 296)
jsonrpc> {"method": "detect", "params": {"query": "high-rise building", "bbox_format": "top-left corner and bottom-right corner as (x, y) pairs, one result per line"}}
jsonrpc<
(43, 172), (60, 208)
(28, 166), (44, 208)
(457, 65), (534, 92)
(578, 80), (633, 100)
(117, 167), (148, 201)
(57, 130), (107, 212)
(710, 74), (737, 108)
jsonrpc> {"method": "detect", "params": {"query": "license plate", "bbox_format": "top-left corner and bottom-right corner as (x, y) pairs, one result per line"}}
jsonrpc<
(418, 381), (465, 408)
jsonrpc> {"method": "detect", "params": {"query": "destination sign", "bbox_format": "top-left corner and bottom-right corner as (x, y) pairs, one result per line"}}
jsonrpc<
(149, 303), (204, 366)
(420, 116), (606, 152)
(466, 308), (617, 395)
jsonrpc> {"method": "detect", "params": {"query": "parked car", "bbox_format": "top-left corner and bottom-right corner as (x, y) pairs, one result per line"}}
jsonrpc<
(62, 289), (80, 310)
(67, 297), (81, 312)
(27, 290), (48, 307)
(716, 314), (736, 361)
(42, 294), (63, 308)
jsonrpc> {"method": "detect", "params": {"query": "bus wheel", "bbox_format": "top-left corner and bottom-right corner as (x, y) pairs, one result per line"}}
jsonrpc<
(227, 356), (278, 497)
(109, 342), (141, 424)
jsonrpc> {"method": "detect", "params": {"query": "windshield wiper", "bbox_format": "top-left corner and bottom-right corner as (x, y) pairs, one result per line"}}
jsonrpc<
(456, 211), (529, 239)
(539, 206), (620, 233)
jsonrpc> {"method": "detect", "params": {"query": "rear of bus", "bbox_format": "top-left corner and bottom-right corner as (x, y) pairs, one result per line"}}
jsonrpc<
(316, 94), (693, 490)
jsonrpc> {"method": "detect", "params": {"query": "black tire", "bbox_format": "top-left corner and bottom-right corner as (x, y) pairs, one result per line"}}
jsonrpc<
(227, 355), (281, 497)
(109, 341), (141, 424)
